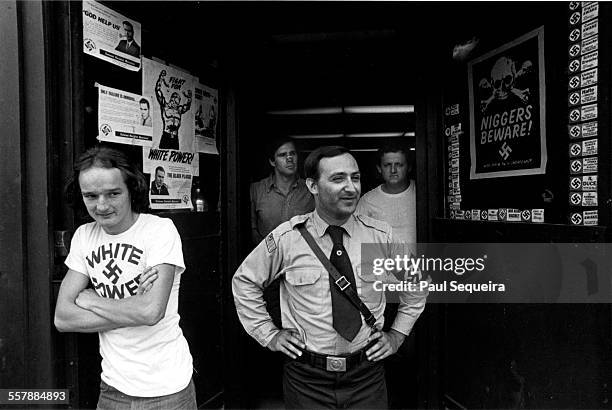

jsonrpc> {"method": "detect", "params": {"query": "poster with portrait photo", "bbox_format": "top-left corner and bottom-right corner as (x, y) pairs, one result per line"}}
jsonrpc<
(97, 84), (153, 147)
(195, 83), (219, 155)
(468, 27), (546, 179)
(82, 0), (142, 71)
(146, 156), (194, 210)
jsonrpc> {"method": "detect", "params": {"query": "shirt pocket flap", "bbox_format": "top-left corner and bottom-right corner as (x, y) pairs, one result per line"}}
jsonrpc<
(285, 269), (321, 286)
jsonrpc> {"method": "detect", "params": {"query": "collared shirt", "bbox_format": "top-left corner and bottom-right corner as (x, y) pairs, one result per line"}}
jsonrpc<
(250, 175), (315, 244)
(232, 210), (428, 356)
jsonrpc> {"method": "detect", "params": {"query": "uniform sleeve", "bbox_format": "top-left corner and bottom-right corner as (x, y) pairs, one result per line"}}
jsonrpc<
(64, 225), (89, 278)
(146, 218), (185, 275)
(387, 233), (428, 336)
(232, 230), (284, 347)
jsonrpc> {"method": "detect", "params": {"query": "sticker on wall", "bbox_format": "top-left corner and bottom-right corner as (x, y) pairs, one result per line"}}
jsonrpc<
(581, 16), (598, 39)
(472, 210), (481, 221)
(569, 142), (582, 157)
(445, 104), (460, 116)
(583, 210), (598, 226)
(581, 50), (598, 70)
(569, 176), (582, 190)
(582, 156), (598, 173)
(455, 210), (465, 220)
(582, 192), (598, 206)
(498, 208), (507, 221)
(568, 1), (580, 10)
(581, 103), (598, 121)
(568, 91), (581, 106)
(464, 210), (472, 220)
(568, 124), (581, 139)
(569, 43), (581, 59)
(488, 209), (499, 221)
(569, 28), (581, 42)
(569, 75), (581, 89)
(506, 209), (521, 222)
(582, 175), (598, 191)
(569, 58), (581, 73)
(480, 210), (489, 221)
(569, 192), (582, 206)
(581, 85), (598, 104)
(570, 157), (598, 174)
(532, 209), (544, 223)
(449, 203), (461, 210)
(569, 108), (581, 123)
(582, 35), (598, 55)
(451, 123), (462, 134)
(581, 121), (598, 138)
(569, 175), (597, 193)
(569, 11), (581, 25)
(582, 2), (599, 22)
(580, 68), (598, 87)
(570, 212), (583, 225)
(582, 139), (598, 156)
(521, 209), (532, 222)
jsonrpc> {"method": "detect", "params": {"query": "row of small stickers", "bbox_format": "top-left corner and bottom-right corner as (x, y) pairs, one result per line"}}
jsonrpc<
(450, 209), (544, 223)
(567, 1), (599, 225)
(444, 103), (462, 214)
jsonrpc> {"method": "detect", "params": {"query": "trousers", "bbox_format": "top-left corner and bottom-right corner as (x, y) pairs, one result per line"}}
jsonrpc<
(283, 357), (387, 409)
(96, 379), (196, 410)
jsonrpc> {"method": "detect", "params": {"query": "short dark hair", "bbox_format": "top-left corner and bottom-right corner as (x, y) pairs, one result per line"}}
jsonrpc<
(139, 98), (149, 108)
(304, 145), (350, 181)
(266, 136), (297, 161)
(377, 142), (413, 169)
(154, 166), (165, 175)
(122, 21), (134, 30)
(69, 146), (149, 213)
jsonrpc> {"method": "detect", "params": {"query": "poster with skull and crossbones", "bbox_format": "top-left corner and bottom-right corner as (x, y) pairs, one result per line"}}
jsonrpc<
(468, 27), (547, 180)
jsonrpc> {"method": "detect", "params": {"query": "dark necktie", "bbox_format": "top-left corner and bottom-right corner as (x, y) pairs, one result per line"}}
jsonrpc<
(327, 225), (361, 341)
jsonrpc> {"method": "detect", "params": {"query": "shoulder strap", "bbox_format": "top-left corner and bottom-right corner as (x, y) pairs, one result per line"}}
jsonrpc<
(296, 224), (377, 329)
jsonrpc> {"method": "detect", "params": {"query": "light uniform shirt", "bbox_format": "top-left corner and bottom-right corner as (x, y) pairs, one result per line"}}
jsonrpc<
(356, 181), (416, 244)
(232, 210), (428, 356)
(250, 175), (315, 244)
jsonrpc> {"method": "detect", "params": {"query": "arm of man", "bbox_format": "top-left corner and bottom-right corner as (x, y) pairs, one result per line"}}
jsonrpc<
(55, 267), (160, 333)
(54, 269), (124, 333)
(155, 71), (166, 105)
(366, 236), (429, 361)
(74, 263), (175, 327)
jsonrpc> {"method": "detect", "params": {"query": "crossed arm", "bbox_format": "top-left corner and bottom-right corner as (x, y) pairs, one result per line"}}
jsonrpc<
(54, 264), (173, 333)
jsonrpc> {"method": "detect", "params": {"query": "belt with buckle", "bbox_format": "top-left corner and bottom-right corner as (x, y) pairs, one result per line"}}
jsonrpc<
(298, 348), (369, 372)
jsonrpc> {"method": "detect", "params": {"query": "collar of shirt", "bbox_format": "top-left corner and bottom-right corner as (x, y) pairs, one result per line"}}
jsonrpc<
(265, 174), (302, 193)
(310, 209), (357, 239)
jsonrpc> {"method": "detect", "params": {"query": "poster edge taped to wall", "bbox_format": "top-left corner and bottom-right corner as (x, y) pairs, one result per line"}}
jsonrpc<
(467, 26), (547, 180)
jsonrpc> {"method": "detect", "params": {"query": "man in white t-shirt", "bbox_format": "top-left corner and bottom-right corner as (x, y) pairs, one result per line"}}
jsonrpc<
(54, 146), (196, 409)
(356, 143), (416, 244)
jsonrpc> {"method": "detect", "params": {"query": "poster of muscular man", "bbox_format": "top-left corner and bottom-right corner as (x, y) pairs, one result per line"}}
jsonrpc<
(467, 26), (546, 179)
(142, 58), (195, 151)
(142, 57), (199, 187)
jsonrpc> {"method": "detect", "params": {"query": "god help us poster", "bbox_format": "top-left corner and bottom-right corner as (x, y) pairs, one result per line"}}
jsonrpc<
(468, 27), (546, 180)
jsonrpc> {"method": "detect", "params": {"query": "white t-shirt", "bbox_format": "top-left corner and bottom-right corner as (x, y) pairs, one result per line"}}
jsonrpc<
(65, 213), (193, 397)
(356, 181), (416, 244)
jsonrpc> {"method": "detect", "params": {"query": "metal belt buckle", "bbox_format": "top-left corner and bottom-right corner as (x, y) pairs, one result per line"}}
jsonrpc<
(326, 356), (347, 372)
(335, 276), (350, 291)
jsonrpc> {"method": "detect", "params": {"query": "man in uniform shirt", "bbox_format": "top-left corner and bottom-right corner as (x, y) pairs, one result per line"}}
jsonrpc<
(233, 146), (428, 409)
(250, 137), (314, 245)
